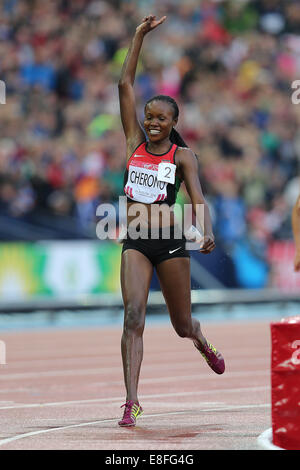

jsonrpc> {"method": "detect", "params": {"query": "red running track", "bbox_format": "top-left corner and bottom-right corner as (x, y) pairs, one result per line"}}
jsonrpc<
(0, 319), (271, 450)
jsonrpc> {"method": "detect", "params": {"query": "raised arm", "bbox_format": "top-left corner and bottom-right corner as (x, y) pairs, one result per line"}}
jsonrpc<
(118, 15), (166, 158)
(177, 148), (215, 254)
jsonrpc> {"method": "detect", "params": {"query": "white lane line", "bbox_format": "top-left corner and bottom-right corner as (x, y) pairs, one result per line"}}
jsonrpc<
(0, 366), (268, 381)
(257, 428), (284, 450)
(0, 417), (117, 447)
(131, 370), (268, 385)
(0, 370), (269, 395)
(2, 349), (268, 368)
(0, 403), (270, 448)
(0, 385), (269, 410)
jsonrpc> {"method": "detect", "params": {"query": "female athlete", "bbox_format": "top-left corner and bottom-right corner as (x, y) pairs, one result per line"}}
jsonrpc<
(118, 15), (225, 427)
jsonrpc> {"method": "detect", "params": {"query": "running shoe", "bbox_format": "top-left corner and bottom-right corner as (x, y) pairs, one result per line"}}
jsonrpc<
(194, 340), (225, 375)
(118, 400), (143, 427)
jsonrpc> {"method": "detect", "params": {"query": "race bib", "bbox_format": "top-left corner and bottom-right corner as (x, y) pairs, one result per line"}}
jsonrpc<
(126, 163), (168, 203)
(157, 162), (176, 184)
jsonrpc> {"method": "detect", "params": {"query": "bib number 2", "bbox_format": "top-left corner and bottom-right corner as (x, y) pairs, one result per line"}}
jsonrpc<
(157, 162), (176, 184)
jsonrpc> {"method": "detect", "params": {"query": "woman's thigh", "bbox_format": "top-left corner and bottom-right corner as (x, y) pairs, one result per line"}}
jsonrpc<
(155, 257), (192, 333)
(121, 248), (154, 322)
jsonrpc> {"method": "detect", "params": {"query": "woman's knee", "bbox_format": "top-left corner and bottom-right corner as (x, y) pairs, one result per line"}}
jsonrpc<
(123, 303), (145, 335)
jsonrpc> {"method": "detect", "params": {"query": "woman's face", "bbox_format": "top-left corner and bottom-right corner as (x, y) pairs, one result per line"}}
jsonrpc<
(144, 100), (177, 143)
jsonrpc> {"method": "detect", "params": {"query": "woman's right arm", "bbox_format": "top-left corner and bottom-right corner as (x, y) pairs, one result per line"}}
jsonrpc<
(118, 15), (166, 158)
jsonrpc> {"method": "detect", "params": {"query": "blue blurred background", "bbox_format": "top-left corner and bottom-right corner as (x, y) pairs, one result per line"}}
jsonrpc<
(0, 0), (300, 309)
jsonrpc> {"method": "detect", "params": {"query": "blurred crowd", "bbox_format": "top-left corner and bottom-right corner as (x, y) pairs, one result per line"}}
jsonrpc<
(0, 0), (300, 257)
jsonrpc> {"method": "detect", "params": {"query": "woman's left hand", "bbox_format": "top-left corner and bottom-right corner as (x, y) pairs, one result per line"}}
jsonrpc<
(199, 235), (216, 254)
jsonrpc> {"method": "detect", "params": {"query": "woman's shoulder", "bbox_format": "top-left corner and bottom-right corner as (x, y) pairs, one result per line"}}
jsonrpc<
(175, 146), (196, 159)
(175, 147), (199, 174)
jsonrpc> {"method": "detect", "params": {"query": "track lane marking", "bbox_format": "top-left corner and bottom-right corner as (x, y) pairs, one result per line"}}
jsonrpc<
(0, 366), (268, 381)
(0, 403), (270, 448)
(0, 385), (269, 410)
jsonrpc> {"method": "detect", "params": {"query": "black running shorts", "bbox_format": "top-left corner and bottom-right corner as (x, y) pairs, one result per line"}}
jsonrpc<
(121, 225), (190, 266)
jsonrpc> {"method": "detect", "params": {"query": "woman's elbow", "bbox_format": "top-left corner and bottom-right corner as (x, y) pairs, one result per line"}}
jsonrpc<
(118, 79), (132, 89)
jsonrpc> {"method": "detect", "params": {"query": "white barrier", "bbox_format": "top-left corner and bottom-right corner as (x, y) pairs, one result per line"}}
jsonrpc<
(257, 428), (284, 450)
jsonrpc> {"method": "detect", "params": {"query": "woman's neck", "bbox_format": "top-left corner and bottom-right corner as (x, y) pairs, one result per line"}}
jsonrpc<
(146, 138), (172, 155)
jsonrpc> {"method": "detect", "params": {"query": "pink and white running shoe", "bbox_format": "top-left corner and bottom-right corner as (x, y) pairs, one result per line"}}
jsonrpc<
(118, 400), (143, 427)
(194, 340), (225, 375)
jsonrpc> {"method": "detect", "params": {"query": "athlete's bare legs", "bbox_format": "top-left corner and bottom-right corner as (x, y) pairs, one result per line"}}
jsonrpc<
(156, 257), (206, 347)
(120, 249), (153, 402)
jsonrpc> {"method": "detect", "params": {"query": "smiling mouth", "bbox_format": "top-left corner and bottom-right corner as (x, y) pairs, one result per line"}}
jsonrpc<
(149, 129), (160, 135)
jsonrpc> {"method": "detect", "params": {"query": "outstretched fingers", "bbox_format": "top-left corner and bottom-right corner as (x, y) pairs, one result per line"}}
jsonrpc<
(138, 14), (167, 33)
(155, 15), (167, 26)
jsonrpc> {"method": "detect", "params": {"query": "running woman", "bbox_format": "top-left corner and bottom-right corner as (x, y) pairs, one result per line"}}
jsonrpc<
(118, 15), (225, 427)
